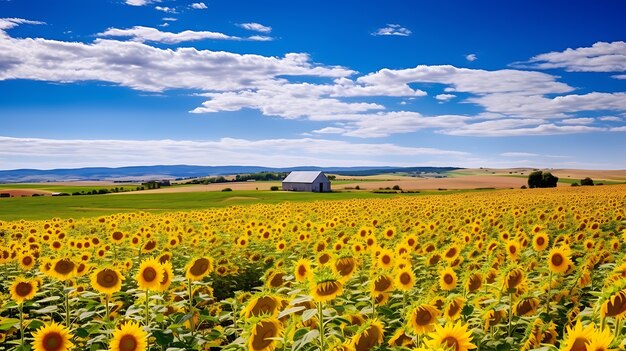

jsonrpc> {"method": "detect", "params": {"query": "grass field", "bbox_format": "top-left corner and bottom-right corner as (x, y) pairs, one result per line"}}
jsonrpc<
(0, 183), (140, 194)
(0, 189), (441, 220)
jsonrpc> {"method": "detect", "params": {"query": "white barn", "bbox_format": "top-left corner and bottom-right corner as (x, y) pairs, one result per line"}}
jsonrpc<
(282, 171), (331, 192)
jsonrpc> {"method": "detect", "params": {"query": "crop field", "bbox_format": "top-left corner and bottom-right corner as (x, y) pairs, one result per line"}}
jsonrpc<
(0, 185), (625, 351)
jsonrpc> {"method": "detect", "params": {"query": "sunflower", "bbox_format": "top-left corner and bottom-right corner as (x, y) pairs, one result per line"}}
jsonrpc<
(377, 248), (394, 269)
(439, 267), (457, 291)
(601, 289), (626, 320)
(110, 231), (125, 244)
(395, 267), (416, 291)
(560, 321), (595, 351)
(351, 319), (384, 351)
(91, 267), (123, 296)
(388, 328), (414, 347)
(136, 258), (164, 291)
(465, 272), (483, 293)
(32, 321), (73, 351)
(371, 274), (394, 294)
(248, 317), (282, 351)
(242, 294), (283, 318)
(311, 279), (343, 303)
(407, 304), (440, 334)
(334, 257), (357, 279)
(185, 256), (213, 281)
(109, 321), (147, 351)
(10, 276), (38, 304)
(548, 246), (572, 274)
(532, 232), (549, 252)
(514, 297), (539, 316)
(48, 258), (76, 281)
(504, 267), (524, 291)
(586, 327), (613, 351)
(443, 245), (461, 263)
(19, 253), (36, 271)
(158, 261), (173, 292)
(444, 297), (465, 321)
(294, 258), (312, 282)
(483, 309), (506, 331)
(506, 241), (520, 261)
(425, 321), (476, 351)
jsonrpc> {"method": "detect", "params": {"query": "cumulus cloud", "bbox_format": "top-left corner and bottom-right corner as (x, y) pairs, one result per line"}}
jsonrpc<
(191, 2), (207, 9)
(466, 54), (477, 62)
(372, 24), (411, 37)
(599, 116), (622, 122)
(155, 6), (176, 13)
(0, 18), (45, 31)
(0, 136), (468, 170)
(435, 94), (456, 102)
(441, 122), (606, 137)
(514, 41), (626, 73)
(125, 0), (159, 6)
(98, 26), (246, 43)
(237, 22), (272, 33)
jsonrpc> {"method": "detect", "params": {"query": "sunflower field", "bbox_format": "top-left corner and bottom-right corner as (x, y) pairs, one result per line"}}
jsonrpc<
(0, 185), (625, 351)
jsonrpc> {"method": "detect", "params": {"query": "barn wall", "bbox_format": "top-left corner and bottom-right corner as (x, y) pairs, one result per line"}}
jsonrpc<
(282, 182), (313, 192)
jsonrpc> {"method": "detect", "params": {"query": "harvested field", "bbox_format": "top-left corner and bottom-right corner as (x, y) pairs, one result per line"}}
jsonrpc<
(335, 174), (528, 190)
(0, 189), (52, 197)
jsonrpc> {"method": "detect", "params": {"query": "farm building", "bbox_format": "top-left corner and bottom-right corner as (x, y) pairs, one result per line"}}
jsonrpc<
(282, 171), (331, 192)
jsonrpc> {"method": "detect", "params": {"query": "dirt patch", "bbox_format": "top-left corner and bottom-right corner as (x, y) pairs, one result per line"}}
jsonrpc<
(0, 189), (53, 197)
(336, 175), (528, 190)
(123, 182), (281, 194)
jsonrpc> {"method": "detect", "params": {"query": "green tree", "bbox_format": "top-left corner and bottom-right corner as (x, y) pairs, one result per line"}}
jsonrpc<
(580, 177), (594, 186)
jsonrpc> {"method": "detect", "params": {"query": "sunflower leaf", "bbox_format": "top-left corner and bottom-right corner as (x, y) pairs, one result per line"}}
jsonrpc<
(301, 308), (317, 323)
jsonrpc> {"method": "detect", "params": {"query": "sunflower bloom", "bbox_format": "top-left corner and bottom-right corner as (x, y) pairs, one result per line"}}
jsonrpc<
(425, 321), (476, 351)
(91, 267), (124, 296)
(109, 321), (147, 351)
(560, 321), (595, 351)
(32, 321), (73, 351)
(548, 246), (571, 274)
(248, 317), (282, 351)
(185, 257), (214, 281)
(439, 267), (457, 291)
(351, 319), (384, 351)
(407, 304), (440, 334)
(10, 277), (38, 304)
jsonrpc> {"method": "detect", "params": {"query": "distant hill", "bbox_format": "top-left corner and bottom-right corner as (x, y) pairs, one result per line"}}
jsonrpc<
(0, 165), (461, 183)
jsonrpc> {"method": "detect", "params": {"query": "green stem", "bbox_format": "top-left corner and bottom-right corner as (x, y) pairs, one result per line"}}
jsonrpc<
(616, 318), (622, 339)
(188, 279), (195, 334)
(508, 292), (513, 337)
(546, 270), (553, 317)
(65, 282), (70, 328)
(318, 302), (325, 351)
(145, 289), (150, 327)
(19, 303), (24, 349)
(105, 294), (110, 322)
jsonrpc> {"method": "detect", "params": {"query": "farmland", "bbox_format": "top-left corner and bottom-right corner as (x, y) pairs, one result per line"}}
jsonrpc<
(0, 184), (625, 351)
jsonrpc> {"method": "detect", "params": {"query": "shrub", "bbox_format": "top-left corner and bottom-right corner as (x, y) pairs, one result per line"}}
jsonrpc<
(221, 187), (232, 192)
(392, 185), (401, 191)
(355, 185), (360, 190)
(270, 186), (280, 191)
(528, 171), (559, 188)
(571, 182), (580, 187)
(520, 185), (527, 189)
(580, 177), (594, 186)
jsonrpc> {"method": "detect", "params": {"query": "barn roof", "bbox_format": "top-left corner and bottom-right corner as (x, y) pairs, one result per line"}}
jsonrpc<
(282, 171), (326, 183)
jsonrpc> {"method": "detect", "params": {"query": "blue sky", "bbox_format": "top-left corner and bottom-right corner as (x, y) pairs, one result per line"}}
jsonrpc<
(1, 0), (626, 170)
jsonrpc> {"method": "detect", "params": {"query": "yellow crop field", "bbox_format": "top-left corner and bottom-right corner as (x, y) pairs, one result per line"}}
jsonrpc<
(1, 185), (625, 351)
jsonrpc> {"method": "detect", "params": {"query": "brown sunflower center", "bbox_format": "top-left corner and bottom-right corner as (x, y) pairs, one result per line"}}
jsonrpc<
(551, 253), (564, 266)
(96, 269), (119, 288)
(316, 281), (341, 297)
(507, 271), (522, 289)
(606, 292), (626, 317)
(251, 321), (276, 350)
(446, 248), (457, 258)
(381, 255), (391, 265)
(536, 237), (545, 246)
(374, 275), (392, 292)
(336, 258), (355, 276)
(54, 259), (75, 275)
(112, 231), (124, 241)
(319, 254), (330, 264)
(189, 258), (210, 276)
(42, 331), (63, 351)
(443, 274), (454, 285)
(22, 256), (33, 266)
(16, 281), (33, 297)
(415, 308), (433, 325)
(142, 267), (157, 282)
(571, 337), (589, 351)
(160, 270), (169, 285)
(119, 334), (138, 351)
(297, 264), (308, 277)
(468, 275), (482, 292)
(269, 273), (284, 288)
(399, 272), (412, 285)
(250, 296), (277, 316)
(443, 336), (460, 351)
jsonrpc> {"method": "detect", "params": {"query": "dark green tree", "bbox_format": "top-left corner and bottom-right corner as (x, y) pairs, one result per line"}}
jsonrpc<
(580, 177), (594, 186)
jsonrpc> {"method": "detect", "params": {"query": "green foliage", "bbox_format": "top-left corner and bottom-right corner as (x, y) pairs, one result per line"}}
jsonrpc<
(270, 186), (280, 191)
(581, 177), (594, 186)
(527, 171), (559, 188)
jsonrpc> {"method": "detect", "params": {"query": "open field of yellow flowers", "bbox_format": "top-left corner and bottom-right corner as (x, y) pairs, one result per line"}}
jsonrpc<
(1, 185), (625, 351)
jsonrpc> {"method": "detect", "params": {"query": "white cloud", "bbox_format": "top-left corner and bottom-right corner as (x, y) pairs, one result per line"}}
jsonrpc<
(0, 18), (45, 31)
(372, 24), (411, 37)
(312, 127), (346, 134)
(611, 126), (626, 132)
(247, 35), (273, 42)
(191, 2), (207, 9)
(613, 74), (626, 79)
(435, 93), (455, 102)
(155, 6), (176, 13)
(0, 136), (468, 170)
(162, 17), (177, 22)
(125, 0), (159, 6)
(561, 117), (594, 125)
(466, 54), (477, 62)
(0, 32), (353, 93)
(500, 152), (539, 157)
(599, 116), (622, 122)
(98, 26), (243, 43)
(441, 122), (606, 137)
(237, 22), (272, 33)
(515, 41), (626, 73)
